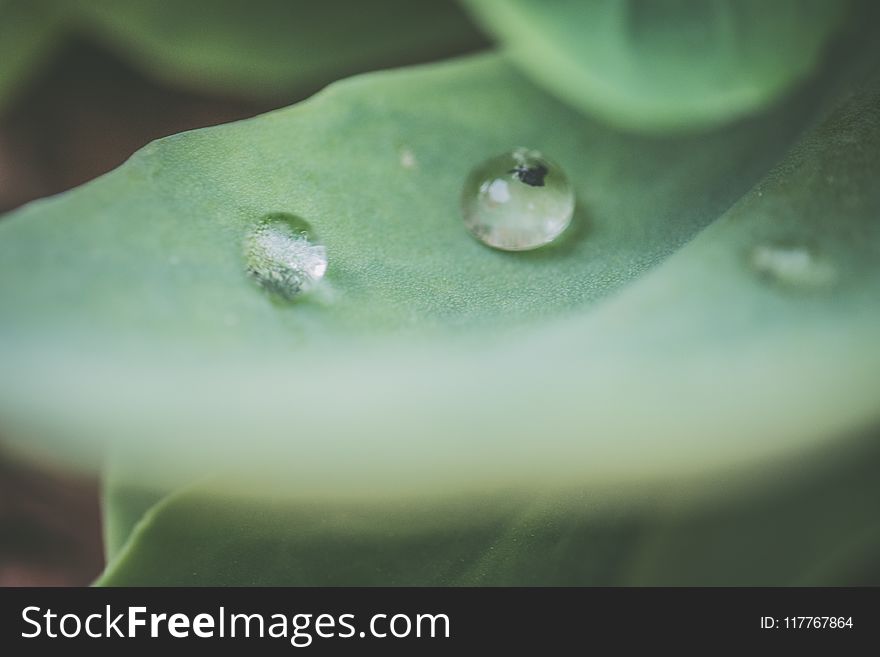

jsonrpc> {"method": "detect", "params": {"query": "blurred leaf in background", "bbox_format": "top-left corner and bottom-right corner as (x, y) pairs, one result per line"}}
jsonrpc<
(0, 0), (485, 213)
(0, 0), (485, 110)
(463, 0), (849, 131)
(0, 0), (66, 110)
(98, 431), (880, 585)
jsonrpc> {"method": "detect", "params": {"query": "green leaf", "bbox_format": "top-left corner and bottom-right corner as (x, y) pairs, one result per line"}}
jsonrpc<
(0, 0), (66, 112)
(462, 0), (850, 131)
(1, 44), (879, 583)
(74, 0), (486, 98)
(625, 434), (880, 586)
(97, 434), (880, 585)
(1, 51), (865, 484)
(101, 472), (170, 562)
(96, 484), (655, 586)
(0, 0), (484, 108)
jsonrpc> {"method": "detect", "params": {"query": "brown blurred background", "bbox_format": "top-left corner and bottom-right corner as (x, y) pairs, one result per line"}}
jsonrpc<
(0, 38), (282, 586)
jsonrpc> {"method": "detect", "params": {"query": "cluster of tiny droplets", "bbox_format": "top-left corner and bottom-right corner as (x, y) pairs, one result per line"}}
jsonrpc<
(244, 218), (327, 300)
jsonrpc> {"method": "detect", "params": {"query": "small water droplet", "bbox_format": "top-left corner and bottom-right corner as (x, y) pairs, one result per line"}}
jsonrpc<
(244, 213), (327, 300)
(461, 147), (574, 251)
(750, 242), (836, 289)
(399, 147), (417, 170)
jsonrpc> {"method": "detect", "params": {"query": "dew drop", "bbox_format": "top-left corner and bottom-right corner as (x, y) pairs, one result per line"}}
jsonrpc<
(461, 147), (574, 251)
(399, 147), (417, 170)
(750, 242), (836, 289)
(244, 213), (327, 300)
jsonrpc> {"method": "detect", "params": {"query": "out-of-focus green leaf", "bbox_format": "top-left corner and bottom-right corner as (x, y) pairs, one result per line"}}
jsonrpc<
(462, 0), (850, 131)
(625, 434), (880, 586)
(0, 0), (485, 108)
(0, 0), (66, 112)
(74, 0), (486, 97)
(97, 434), (880, 585)
(101, 473), (169, 562)
(97, 484), (654, 585)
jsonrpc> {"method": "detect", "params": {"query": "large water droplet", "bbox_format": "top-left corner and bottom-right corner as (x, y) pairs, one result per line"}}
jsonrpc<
(750, 242), (836, 289)
(461, 147), (574, 251)
(244, 213), (327, 300)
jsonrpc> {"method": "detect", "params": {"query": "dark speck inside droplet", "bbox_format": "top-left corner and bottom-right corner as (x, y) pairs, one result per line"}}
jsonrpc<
(509, 163), (549, 187)
(461, 148), (574, 250)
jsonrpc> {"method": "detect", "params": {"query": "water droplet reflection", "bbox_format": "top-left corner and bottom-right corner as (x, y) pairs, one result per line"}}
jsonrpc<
(461, 147), (574, 251)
